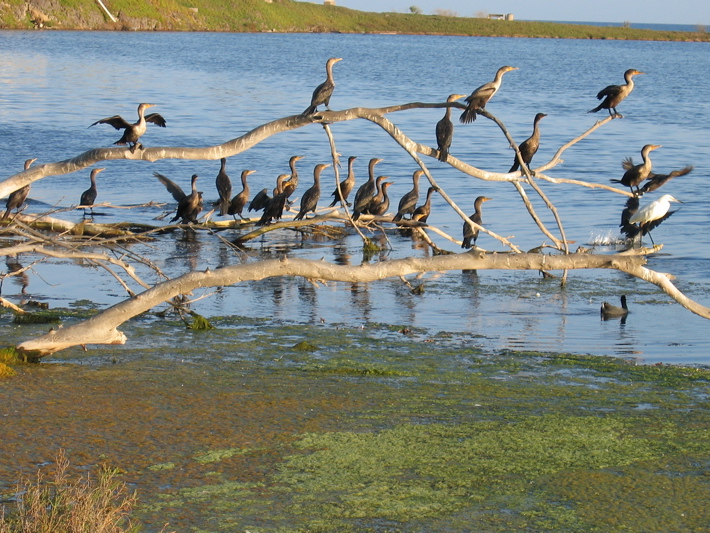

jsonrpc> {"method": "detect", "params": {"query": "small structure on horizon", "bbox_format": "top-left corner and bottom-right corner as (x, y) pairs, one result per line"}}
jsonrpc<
(489, 13), (514, 21)
(324, 0), (336, 5)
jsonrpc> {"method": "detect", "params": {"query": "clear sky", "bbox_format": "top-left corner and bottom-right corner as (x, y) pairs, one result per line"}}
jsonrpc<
(333, 1), (710, 26)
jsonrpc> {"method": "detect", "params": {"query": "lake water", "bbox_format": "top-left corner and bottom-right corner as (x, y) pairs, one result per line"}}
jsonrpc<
(1, 31), (709, 365)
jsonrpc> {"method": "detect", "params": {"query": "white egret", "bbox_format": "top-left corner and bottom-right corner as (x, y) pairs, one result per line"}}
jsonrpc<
(628, 194), (683, 244)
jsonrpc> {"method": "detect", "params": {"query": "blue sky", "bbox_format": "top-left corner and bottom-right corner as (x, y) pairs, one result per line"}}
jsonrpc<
(333, 1), (710, 25)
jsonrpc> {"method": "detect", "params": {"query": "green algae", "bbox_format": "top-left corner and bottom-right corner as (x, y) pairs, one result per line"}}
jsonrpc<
(195, 448), (252, 464)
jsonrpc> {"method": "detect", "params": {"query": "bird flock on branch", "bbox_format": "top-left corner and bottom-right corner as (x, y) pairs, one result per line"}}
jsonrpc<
(2, 59), (692, 255)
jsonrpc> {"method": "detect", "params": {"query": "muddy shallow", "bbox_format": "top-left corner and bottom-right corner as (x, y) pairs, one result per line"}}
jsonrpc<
(2, 318), (709, 532)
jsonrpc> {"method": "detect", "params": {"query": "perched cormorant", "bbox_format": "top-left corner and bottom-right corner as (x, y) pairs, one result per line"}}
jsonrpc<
(228, 169), (255, 220)
(354, 175), (387, 221)
(3, 158), (37, 220)
(436, 94), (466, 162)
(628, 194), (682, 245)
(611, 144), (661, 194)
(329, 155), (357, 207)
(257, 175), (291, 226)
(79, 168), (105, 216)
(215, 158), (232, 216)
(368, 181), (393, 217)
(90, 103), (166, 153)
(462, 196), (492, 249)
(393, 170), (422, 222)
(639, 166), (693, 195)
(282, 155), (305, 200)
(460, 66), (517, 124)
(411, 186), (437, 224)
(601, 295), (629, 319)
(509, 113), (547, 174)
(588, 69), (644, 117)
(248, 174), (287, 214)
(303, 57), (343, 115)
(295, 163), (330, 220)
(171, 174), (202, 224)
(352, 158), (382, 220)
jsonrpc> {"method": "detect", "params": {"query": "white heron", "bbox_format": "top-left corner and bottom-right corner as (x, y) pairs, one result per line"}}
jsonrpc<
(628, 194), (683, 244)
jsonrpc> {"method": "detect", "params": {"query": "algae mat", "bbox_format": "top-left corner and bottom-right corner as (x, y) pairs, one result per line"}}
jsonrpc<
(1, 318), (709, 532)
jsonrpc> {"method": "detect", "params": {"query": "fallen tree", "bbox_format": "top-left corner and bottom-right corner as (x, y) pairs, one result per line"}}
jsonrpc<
(1, 100), (707, 356)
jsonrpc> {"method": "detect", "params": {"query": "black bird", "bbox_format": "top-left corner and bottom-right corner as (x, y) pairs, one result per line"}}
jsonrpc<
(155, 172), (202, 224)
(303, 57), (343, 115)
(90, 103), (166, 153)
(411, 186), (437, 224)
(639, 166), (693, 195)
(228, 169), (255, 220)
(215, 158), (232, 216)
(352, 158), (382, 220)
(601, 295), (629, 319)
(172, 174), (202, 224)
(368, 181), (393, 217)
(329, 155), (357, 207)
(610, 144), (661, 195)
(354, 175), (387, 221)
(588, 69), (644, 118)
(393, 170), (422, 222)
(436, 94), (466, 162)
(460, 66), (517, 124)
(509, 113), (547, 174)
(281, 155), (305, 201)
(79, 168), (105, 216)
(295, 163), (330, 220)
(249, 174), (288, 214)
(256, 175), (291, 226)
(3, 158), (37, 220)
(619, 196), (641, 240)
(462, 196), (492, 249)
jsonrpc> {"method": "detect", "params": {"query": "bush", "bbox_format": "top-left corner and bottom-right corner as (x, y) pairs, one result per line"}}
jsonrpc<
(0, 451), (138, 533)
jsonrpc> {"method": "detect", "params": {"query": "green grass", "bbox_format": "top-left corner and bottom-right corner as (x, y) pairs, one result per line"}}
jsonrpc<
(0, 0), (707, 40)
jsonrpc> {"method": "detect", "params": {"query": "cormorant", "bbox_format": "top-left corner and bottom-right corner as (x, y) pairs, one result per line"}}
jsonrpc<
(329, 155), (357, 207)
(460, 66), (517, 124)
(601, 295), (629, 319)
(509, 113), (547, 174)
(619, 196), (641, 240)
(215, 158), (232, 216)
(639, 166), (693, 195)
(411, 186), (437, 224)
(588, 69), (644, 118)
(352, 158), (382, 220)
(295, 163), (330, 220)
(628, 194), (682, 245)
(228, 169), (255, 220)
(368, 181), (393, 216)
(171, 174), (202, 224)
(282, 155), (305, 200)
(393, 170), (422, 222)
(257, 175), (292, 226)
(3, 158), (37, 220)
(611, 144), (661, 194)
(79, 168), (105, 216)
(462, 196), (492, 249)
(354, 175), (386, 221)
(303, 57), (343, 115)
(90, 103), (166, 153)
(435, 94), (466, 162)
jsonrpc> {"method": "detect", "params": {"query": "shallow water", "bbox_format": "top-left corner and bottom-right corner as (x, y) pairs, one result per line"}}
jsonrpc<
(1, 31), (709, 364)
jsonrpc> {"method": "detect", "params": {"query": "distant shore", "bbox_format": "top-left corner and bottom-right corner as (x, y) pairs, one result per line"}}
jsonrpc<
(2, 0), (709, 41)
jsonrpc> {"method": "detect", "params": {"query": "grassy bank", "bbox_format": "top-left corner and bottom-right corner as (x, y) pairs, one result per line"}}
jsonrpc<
(2, 0), (708, 40)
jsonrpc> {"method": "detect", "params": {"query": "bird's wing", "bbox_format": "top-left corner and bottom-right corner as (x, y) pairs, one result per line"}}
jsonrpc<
(154, 171), (186, 202)
(643, 210), (677, 234)
(621, 157), (635, 171)
(89, 115), (132, 130)
(596, 84), (621, 99)
(145, 113), (167, 127)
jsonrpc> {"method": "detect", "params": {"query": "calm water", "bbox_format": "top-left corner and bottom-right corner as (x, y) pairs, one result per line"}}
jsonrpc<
(1, 31), (709, 364)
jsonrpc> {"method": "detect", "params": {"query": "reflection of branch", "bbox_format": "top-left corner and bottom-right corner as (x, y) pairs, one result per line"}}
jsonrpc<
(17, 251), (710, 356)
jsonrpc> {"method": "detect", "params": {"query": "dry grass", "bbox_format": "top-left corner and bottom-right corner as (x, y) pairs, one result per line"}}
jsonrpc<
(0, 451), (139, 533)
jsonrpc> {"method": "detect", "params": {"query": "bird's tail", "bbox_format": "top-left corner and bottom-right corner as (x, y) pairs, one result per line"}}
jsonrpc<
(302, 105), (317, 116)
(461, 237), (471, 249)
(393, 213), (403, 222)
(437, 148), (449, 163)
(459, 109), (477, 124)
(588, 104), (603, 114)
(508, 161), (520, 173)
(609, 179), (623, 184)
(2, 208), (11, 221)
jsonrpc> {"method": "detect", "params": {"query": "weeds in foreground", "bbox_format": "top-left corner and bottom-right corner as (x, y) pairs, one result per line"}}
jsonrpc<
(0, 450), (138, 533)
